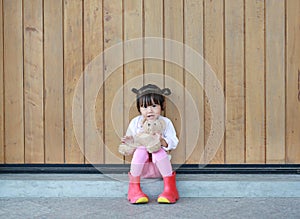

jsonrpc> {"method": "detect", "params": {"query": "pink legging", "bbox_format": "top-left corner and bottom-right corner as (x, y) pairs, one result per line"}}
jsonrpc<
(130, 146), (172, 177)
(132, 147), (167, 164)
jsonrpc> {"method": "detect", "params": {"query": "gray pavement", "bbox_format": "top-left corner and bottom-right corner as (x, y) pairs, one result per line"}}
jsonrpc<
(1, 197), (300, 219)
(1, 174), (300, 218)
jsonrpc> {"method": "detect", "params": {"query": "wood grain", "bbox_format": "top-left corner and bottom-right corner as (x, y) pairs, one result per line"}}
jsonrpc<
(103, 0), (123, 164)
(164, 0), (185, 164)
(64, 0), (84, 164)
(0, 0), (4, 163)
(144, 0), (164, 87)
(225, 0), (245, 164)
(0, 0), (299, 165)
(245, 0), (265, 163)
(44, 0), (64, 163)
(24, 0), (44, 163)
(265, 0), (285, 163)
(286, 0), (300, 163)
(184, 0), (205, 164)
(4, 0), (24, 163)
(84, 0), (104, 164)
(123, 0), (143, 163)
(204, 0), (224, 164)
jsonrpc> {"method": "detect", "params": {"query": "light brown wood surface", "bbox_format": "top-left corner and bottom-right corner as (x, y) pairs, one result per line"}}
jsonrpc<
(4, 0), (24, 163)
(225, 0), (245, 164)
(144, 0), (164, 88)
(0, 0), (4, 163)
(64, 0), (84, 164)
(1, 0), (299, 165)
(44, 0), (64, 163)
(245, 0), (265, 163)
(286, 0), (300, 163)
(24, 0), (44, 163)
(84, 0), (104, 164)
(164, 0), (185, 164)
(204, 0), (224, 164)
(265, 0), (285, 163)
(103, 0), (123, 164)
(184, 0), (204, 164)
(123, 0), (143, 164)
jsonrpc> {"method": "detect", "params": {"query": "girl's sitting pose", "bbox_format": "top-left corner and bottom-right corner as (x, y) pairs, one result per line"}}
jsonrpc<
(121, 84), (179, 204)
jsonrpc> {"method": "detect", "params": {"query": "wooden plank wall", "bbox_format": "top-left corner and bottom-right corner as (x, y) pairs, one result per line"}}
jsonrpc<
(0, 0), (299, 165)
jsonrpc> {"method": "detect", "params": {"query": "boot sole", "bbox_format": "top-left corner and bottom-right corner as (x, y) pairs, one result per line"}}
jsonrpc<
(157, 197), (176, 204)
(134, 197), (149, 204)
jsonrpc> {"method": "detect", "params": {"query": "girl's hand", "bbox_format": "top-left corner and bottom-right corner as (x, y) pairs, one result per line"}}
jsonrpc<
(121, 136), (134, 145)
(155, 133), (168, 148)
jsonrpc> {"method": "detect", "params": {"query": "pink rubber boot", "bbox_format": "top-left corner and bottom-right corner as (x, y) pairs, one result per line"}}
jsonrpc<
(157, 172), (179, 204)
(127, 173), (149, 204)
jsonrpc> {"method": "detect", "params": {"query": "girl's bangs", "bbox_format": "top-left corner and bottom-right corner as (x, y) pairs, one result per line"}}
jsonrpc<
(139, 94), (160, 107)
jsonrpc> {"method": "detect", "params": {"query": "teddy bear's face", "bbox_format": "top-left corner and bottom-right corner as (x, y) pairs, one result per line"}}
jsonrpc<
(143, 119), (165, 134)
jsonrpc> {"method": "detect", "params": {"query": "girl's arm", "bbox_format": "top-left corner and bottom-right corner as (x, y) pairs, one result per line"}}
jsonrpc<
(162, 119), (179, 151)
(125, 116), (141, 137)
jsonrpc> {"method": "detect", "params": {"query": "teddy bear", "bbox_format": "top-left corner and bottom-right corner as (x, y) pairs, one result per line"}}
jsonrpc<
(118, 118), (166, 155)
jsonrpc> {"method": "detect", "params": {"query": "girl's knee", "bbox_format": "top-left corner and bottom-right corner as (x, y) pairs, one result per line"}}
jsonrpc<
(152, 149), (168, 163)
(132, 147), (149, 163)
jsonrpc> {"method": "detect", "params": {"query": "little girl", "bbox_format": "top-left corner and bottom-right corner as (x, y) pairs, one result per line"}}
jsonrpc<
(121, 84), (179, 204)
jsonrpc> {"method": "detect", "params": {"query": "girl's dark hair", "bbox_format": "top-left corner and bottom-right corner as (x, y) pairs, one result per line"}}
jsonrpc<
(136, 93), (165, 113)
(131, 84), (171, 113)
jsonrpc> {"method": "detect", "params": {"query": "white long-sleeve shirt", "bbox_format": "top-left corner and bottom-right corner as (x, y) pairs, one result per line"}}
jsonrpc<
(125, 115), (179, 151)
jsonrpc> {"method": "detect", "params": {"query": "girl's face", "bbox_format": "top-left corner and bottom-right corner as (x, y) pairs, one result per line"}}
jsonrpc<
(140, 102), (162, 121)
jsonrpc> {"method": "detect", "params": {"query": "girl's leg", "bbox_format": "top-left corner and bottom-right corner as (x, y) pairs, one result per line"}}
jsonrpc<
(153, 149), (179, 203)
(128, 147), (149, 203)
(130, 147), (149, 176)
(152, 149), (172, 177)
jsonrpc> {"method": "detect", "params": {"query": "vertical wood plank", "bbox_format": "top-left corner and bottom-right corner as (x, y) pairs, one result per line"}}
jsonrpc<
(204, 0), (224, 164)
(265, 0), (285, 163)
(124, 0), (143, 129)
(225, 0), (245, 164)
(0, 0), (4, 163)
(245, 0), (265, 163)
(44, 0), (64, 163)
(184, 0), (205, 164)
(144, 0), (164, 87)
(124, 0), (143, 163)
(4, 0), (24, 163)
(164, 0), (185, 164)
(24, 0), (44, 163)
(84, 0), (103, 164)
(286, 0), (300, 163)
(103, 0), (123, 164)
(64, 0), (84, 164)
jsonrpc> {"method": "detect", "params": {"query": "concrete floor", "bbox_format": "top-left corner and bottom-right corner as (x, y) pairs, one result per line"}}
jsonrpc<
(1, 173), (300, 218)
(1, 197), (300, 219)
